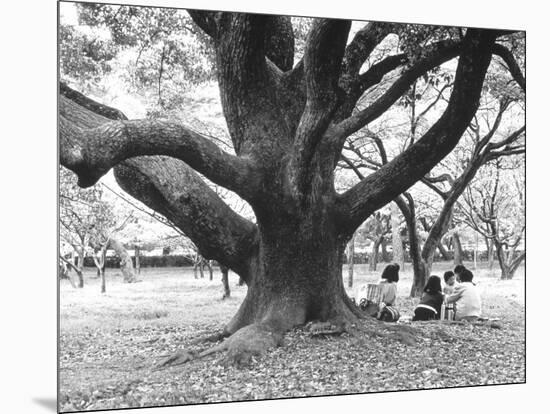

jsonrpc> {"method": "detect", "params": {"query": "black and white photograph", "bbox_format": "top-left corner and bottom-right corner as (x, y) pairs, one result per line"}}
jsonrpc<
(6, 1), (546, 413)
(55, 0), (529, 412)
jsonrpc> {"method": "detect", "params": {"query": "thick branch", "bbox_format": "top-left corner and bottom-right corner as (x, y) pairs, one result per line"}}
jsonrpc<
(60, 83), (260, 281)
(289, 19), (351, 197)
(264, 15), (295, 71)
(60, 93), (259, 201)
(340, 22), (394, 86)
(187, 9), (220, 37)
(114, 158), (259, 280)
(334, 40), (464, 141)
(336, 29), (498, 233)
(492, 43), (525, 91)
(216, 13), (285, 153)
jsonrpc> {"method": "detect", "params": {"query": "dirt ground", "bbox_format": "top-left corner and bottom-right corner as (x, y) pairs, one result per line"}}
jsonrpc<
(59, 262), (525, 412)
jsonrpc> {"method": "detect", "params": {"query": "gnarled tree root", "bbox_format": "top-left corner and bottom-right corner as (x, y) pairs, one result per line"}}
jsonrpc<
(154, 322), (284, 370)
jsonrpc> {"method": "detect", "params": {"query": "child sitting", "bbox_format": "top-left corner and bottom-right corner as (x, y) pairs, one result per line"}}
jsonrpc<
(442, 270), (457, 320)
(413, 275), (445, 321)
(443, 270), (456, 295)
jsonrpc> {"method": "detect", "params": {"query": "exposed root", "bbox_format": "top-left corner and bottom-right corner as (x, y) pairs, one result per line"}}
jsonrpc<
(223, 323), (284, 367)
(154, 350), (198, 370)
(188, 330), (228, 345)
(153, 323), (284, 370)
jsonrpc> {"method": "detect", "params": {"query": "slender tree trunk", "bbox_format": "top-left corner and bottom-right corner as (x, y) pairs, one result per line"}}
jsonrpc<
(452, 232), (463, 265)
(486, 238), (494, 269)
(59, 261), (76, 288)
(208, 260), (214, 281)
(135, 246), (141, 275)
(347, 233), (355, 288)
(380, 238), (390, 263)
(437, 242), (452, 261)
(76, 248), (85, 288)
(391, 203), (404, 268)
(100, 249), (106, 293)
(193, 253), (199, 279)
(221, 265), (231, 299)
(237, 277), (245, 286)
(108, 238), (138, 283)
(368, 238), (381, 271)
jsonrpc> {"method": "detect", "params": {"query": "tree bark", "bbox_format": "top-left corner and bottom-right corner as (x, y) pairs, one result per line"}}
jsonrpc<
(347, 233), (355, 288)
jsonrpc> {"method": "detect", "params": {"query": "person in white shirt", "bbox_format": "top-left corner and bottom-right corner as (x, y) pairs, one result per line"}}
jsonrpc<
(444, 268), (481, 321)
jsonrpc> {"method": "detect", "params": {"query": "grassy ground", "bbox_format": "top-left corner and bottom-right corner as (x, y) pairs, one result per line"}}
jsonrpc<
(59, 261), (525, 412)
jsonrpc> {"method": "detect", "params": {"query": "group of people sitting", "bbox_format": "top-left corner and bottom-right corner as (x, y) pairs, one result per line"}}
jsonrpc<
(413, 265), (482, 321)
(359, 264), (482, 322)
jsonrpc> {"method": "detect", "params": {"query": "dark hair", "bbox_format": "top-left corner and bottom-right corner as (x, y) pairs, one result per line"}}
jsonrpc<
(454, 264), (467, 276)
(424, 275), (442, 294)
(443, 271), (455, 283)
(381, 263), (399, 283)
(460, 269), (474, 283)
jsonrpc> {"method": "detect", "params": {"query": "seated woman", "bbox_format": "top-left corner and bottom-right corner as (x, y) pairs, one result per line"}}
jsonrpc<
(413, 275), (445, 321)
(379, 263), (399, 306)
(377, 263), (400, 321)
(444, 269), (481, 321)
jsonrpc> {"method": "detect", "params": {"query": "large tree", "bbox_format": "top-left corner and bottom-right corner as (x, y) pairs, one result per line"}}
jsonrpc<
(60, 8), (514, 363)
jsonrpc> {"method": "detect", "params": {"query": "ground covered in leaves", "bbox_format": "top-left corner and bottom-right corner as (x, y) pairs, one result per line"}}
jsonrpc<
(59, 263), (525, 412)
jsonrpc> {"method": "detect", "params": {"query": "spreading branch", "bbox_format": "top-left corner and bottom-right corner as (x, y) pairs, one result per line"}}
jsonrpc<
(60, 83), (260, 281)
(59, 89), (260, 201)
(336, 29), (499, 233)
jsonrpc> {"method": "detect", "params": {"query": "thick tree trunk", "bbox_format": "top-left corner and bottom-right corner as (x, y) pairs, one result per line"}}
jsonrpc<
(223, 218), (361, 336)
(390, 203), (404, 267)
(221, 265), (231, 299)
(108, 238), (138, 283)
(347, 233), (355, 288)
(452, 232), (463, 265)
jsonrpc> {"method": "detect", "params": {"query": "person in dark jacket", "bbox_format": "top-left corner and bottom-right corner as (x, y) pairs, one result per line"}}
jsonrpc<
(413, 275), (445, 321)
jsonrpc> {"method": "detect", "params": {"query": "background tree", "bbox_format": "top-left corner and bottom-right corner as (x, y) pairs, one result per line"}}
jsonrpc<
(60, 5), (519, 363)
(460, 158), (525, 279)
